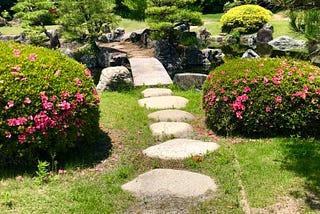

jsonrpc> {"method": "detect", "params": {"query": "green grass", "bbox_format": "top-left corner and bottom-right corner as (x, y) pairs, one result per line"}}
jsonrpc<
(1, 88), (320, 213)
(118, 18), (147, 32)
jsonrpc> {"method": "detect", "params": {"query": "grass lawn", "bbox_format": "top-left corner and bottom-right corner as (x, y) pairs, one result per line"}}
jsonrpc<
(1, 87), (320, 213)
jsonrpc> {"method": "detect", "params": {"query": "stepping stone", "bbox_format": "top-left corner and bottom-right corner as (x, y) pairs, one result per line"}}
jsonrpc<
(150, 122), (193, 140)
(121, 169), (217, 198)
(143, 139), (220, 160)
(148, 109), (195, 122)
(142, 88), (172, 98)
(138, 96), (188, 109)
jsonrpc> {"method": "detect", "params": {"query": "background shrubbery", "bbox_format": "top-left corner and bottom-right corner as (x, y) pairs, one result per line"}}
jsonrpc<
(0, 42), (100, 162)
(220, 4), (271, 34)
(202, 58), (320, 137)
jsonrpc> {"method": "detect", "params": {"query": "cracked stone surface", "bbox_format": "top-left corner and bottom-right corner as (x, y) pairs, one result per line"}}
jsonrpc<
(138, 96), (188, 109)
(121, 169), (217, 198)
(148, 109), (195, 122)
(150, 122), (193, 140)
(143, 139), (220, 160)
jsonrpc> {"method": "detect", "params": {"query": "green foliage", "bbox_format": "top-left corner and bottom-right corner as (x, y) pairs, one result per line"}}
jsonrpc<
(202, 58), (320, 137)
(58, 0), (119, 44)
(122, 0), (147, 20)
(220, 4), (271, 34)
(0, 42), (100, 161)
(145, 0), (203, 40)
(35, 160), (50, 184)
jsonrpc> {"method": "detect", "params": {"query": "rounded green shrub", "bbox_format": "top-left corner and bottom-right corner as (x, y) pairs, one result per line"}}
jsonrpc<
(220, 4), (271, 34)
(0, 42), (100, 161)
(202, 58), (320, 137)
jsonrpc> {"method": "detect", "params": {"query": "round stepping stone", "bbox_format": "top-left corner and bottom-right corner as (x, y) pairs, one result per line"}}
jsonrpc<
(121, 169), (217, 198)
(142, 88), (172, 97)
(148, 110), (195, 122)
(138, 96), (188, 109)
(143, 139), (220, 160)
(150, 122), (193, 140)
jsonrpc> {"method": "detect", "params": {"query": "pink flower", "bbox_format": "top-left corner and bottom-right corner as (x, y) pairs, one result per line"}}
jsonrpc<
(242, 79), (247, 84)
(24, 98), (31, 104)
(232, 90), (237, 95)
(40, 92), (48, 103)
(223, 96), (228, 102)
(54, 70), (61, 76)
(75, 78), (81, 86)
(309, 75), (314, 83)
(234, 79), (239, 85)
(243, 87), (251, 93)
(266, 106), (271, 112)
(16, 175), (23, 181)
(75, 92), (84, 103)
(18, 134), (27, 143)
(42, 101), (53, 110)
(59, 101), (71, 110)
(276, 68), (284, 74)
(303, 86), (309, 93)
(28, 53), (38, 62)
(51, 95), (58, 101)
(263, 77), (269, 84)
(7, 101), (14, 108)
(13, 49), (21, 56)
(236, 111), (243, 119)
(61, 91), (70, 98)
(13, 65), (20, 71)
(288, 71), (293, 76)
(5, 132), (11, 138)
(221, 88), (225, 94)
(85, 69), (91, 76)
(274, 96), (282, 103)
(316, 90), (320, 95)
(221, 71), (225, 75)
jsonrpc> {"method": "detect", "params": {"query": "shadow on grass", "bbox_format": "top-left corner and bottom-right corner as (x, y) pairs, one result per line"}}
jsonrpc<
(281, 138), (320, 210)
(0, 128), (112, 179)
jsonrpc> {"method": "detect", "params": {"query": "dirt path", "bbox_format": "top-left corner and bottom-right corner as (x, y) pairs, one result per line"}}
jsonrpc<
(98, 41), (154, 58)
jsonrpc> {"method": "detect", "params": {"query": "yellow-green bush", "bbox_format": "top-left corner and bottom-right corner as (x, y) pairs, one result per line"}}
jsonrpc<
(220, 4), (271, 34)
(0, 42), (100, 161)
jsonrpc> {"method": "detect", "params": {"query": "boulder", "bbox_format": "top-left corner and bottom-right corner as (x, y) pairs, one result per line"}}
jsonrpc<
(268, 36), (306, 51)
(173, 73), (208, 90)
(154, 40), (182, 75)
(80, 54), (97, 69)
(97, 47), (129, 68)
(179, 47), (203, 66)
(256, 24), (273, 44)
(202, 48), (225, 65)
(240, 35), (256, 47)
(242, 49), (260, 58)
(96, 66), (133, 92)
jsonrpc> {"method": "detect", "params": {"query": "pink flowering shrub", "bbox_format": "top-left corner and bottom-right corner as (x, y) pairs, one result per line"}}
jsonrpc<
(202, 58), (320, 137)
(0, 42), (100, 160)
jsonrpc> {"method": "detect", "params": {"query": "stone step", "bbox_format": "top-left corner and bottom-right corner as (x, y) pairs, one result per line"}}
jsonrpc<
(142, 88), (172, 98)
(121, 169), (217, 198)
(148, 109), (195, 122)
(150, 122), (193, 140)
(138, 96), (188, 109)
(143, 139), (220, 160)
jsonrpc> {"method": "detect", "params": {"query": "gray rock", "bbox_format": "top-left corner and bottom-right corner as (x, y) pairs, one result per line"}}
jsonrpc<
(121, 169), (217, 198)
(311, 55), (320, 64)
(97, 47), (129, 68)
(142, 88), (172, 98)
(268, 36), (306, 51)
(173, 73), (208, 90)
(143, 139), (220, 160)
(240, 35), (256, 47)
(80, 54), (97, 69)
(155, 40), (182, 75)
(96, 66), (132, 92)
(242, 49), (260, 58)
(256, 25), (273, 44)
(150, 122), (193, 140)
(179, 47), (203, 66)
(138, 96), (188, 109)
(148, 110), (194, 122)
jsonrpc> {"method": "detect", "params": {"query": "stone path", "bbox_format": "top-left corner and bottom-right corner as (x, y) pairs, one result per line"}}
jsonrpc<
(129, 57), (173, 87)
(122, 88), (220, 203)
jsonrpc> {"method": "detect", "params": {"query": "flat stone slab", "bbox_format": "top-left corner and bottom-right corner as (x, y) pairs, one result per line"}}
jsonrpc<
(138, 96), (188, 109)
(142, 88), (172, 98)
(148, 110), (195, 122)
(130, 57), (173, 87)
(150, 122), (193, 140)
(143, 139), (220, 160)
(121, 169), (217, 198)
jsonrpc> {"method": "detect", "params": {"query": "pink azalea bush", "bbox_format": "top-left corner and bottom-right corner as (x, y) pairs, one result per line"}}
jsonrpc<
(202, 58), (320, 137)
(0, 42), (100, 160)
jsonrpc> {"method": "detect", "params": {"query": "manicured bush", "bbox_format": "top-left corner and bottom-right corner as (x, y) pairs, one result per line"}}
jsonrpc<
(0, 42), (100, 161)
(220, 4), (271, 34)
(202, 58), (320, 137)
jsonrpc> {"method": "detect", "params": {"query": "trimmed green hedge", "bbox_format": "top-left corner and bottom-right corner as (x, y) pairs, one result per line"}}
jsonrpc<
(202, 58), (320, 137)
(220, 4), (271, 34)
(0, 42), (100, 161)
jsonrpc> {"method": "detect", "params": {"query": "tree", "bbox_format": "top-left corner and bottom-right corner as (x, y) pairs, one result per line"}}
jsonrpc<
(145, 0), (203, 41)
(122, 0), (148, 20)
(57, 0), (119, 50)
(11, 0), (60, 48)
